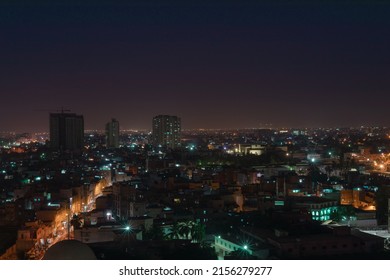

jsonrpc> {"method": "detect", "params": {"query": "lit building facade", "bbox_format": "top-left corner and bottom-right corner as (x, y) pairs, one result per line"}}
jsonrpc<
(49, 112), (84, 152)
(105, 118), (120, 148)
(152, 115), (181, 149)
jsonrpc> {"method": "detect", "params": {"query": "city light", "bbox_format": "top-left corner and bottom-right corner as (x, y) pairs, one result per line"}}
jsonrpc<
(1, 0), (390, 267)
(1, 111), (390, 262)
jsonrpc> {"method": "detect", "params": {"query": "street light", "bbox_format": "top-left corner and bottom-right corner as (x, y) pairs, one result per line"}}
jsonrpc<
(123, 225), (132, 246)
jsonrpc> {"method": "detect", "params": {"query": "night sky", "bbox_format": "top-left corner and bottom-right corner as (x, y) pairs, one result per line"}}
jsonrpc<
(1, 0), (390, 132)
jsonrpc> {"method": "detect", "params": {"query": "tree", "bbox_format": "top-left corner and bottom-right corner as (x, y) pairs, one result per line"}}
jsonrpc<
(165, 220), (205, 243)
(165, 222), (181, 240)
(177, 220), (195, 240)
(191, 222), (206, 243)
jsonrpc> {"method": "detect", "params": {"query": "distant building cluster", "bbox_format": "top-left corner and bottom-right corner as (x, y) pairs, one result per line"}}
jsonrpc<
(49, 113), (182, 152)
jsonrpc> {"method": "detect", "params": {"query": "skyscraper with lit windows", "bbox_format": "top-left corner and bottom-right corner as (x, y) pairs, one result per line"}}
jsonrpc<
(152, 115), (181, 149)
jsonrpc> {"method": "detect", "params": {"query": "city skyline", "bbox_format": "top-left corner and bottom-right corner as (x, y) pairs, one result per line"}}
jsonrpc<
(1, 0), (390, 132)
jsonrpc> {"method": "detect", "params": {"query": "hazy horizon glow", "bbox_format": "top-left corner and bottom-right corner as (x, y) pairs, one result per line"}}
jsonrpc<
(1, 1), (390, 132)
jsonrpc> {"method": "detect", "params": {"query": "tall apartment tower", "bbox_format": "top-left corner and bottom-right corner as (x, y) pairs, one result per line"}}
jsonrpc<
(152, 115), (181, 149)
(105, 118), (120, 148)
(50, 112), (84, 152)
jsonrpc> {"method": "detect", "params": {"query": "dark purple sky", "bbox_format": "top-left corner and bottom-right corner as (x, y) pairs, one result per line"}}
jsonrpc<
(1, 0), (390, 132)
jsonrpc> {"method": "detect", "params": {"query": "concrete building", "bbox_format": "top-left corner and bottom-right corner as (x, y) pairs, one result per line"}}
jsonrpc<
(340, 188), (376, 210)
(214, 235), (269, 260)
(74, 224), (123, 243)
(376, 185), (390, 225)
(152, 115), (181, 149)
(112, 181), (145, 221)
(49, 112), (84, 152)
(238, 144), (265, 155)
(265, 226), (384, 259)
(105, 118), (120, 148)
(289, 196), (339, 222)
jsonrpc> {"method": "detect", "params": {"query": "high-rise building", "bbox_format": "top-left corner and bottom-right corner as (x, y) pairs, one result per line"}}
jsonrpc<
(49, 112), (84, 152)
(152, 115), (181, 149)
(105, 118), (120, 148)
